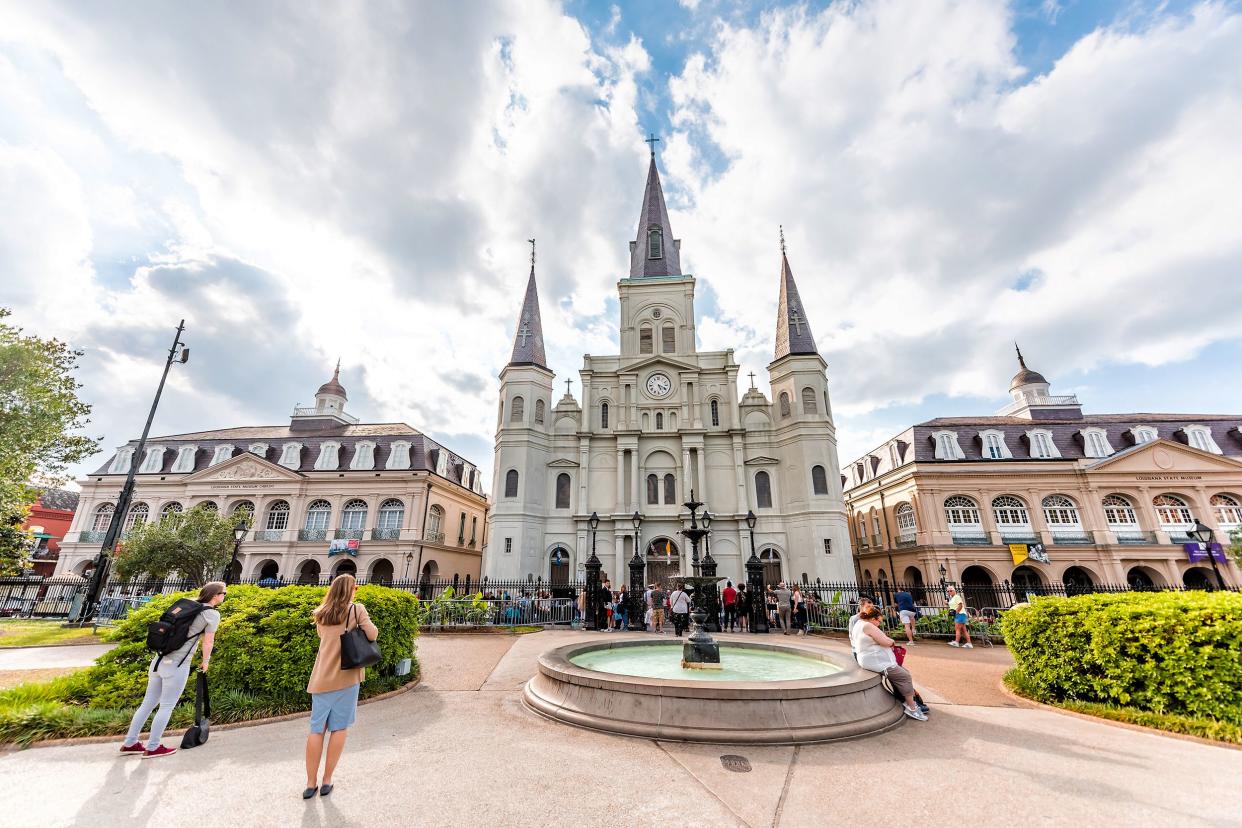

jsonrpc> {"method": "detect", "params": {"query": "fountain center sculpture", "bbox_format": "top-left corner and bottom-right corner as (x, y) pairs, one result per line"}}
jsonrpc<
(674, 492), (723, 670)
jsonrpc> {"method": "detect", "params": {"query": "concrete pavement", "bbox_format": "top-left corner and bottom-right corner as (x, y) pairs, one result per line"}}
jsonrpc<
(0, 642), (114, 670)
(2, 631), (1239, 827)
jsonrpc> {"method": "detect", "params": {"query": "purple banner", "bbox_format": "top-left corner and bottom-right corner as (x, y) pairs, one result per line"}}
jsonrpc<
(1183, 542), (1227, 563)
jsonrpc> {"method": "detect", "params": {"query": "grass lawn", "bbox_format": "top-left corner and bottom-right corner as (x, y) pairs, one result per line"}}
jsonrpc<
(0, 620), (105, 648)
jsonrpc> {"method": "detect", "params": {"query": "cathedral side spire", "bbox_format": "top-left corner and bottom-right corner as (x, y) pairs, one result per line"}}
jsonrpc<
(629, 136), (682, 278)
(774, 231), (818, 359)
(509, 245), (548, 370)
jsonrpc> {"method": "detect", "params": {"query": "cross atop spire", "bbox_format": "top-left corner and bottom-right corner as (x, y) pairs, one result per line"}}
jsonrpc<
(644, 132), (660, 158)
(774, 236), (818, 359)
(508, 245), (548, 370)
(629, 148), (682, 278)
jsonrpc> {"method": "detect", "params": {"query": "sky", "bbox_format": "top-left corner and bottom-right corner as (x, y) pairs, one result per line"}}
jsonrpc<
(2, 0), (1240, 491)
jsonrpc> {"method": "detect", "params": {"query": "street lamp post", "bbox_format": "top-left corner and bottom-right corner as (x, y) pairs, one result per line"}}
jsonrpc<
(744, 510), (768, 633)
(628, 511), (645, 633)
(699, 510), (720, 632)
(584, 511), (602, 630)
(1188, 518), (1226, 590)
(224, 520), (248, 584)
(77, 320), (189, 623)
(403, 551), (415, 580)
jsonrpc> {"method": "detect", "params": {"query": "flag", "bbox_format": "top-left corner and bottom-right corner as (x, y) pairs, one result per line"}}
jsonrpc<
(1008, 544), (1028, 565)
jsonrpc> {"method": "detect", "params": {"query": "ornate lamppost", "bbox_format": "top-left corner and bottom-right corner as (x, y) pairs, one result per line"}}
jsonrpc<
(1188, 518), (1226, 590)
(584, 511), (602, 630)
(224, 519), (248, 585)
(699, 509), (720, 632)
(744, 510), (769, 633)
(628, 511), (645, 632)
(676, 491), (722, 668)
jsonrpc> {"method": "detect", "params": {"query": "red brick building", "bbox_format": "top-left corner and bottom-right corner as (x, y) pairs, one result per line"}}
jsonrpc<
(24, 489), (79, 577)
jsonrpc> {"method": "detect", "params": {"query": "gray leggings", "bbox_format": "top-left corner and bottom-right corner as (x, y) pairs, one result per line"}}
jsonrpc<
(125, 658), (192, 750)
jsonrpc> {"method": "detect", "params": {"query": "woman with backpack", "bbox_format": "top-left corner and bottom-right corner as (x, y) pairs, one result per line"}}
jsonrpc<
(120, 581), (226, 759)
(304, 573), (379, 799)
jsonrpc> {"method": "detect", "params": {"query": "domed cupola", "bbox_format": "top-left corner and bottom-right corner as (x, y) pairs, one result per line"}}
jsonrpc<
(1000, 344), (1082, 420)
(291, 360), (358, 430)
(315, 360), (348, 413)
(1009, 345), (1048, 394)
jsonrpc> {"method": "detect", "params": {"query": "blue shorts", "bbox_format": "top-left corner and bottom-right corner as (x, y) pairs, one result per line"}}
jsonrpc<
(309, 683), (360, 734)
(955, 612), (968, 624)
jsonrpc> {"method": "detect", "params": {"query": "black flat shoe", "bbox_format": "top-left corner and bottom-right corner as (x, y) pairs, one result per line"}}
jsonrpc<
(302, 788), (317, 800)
(319, 784), (334, 797)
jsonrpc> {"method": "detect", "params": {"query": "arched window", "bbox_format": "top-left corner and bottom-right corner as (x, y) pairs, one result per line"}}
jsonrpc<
(944, 496), (981, 527)
(811, 465), (828, 495)
(779, 392), (791, 418)
(1153, 494), (1193, 528)
(755, 471), (772, 508)
(124, 502), (149, 531)
(600, 402), (609, 429)
(1211, 493), (1242, 527)
(646, 473), (659, 505)
(230, 500), (255, 518)
(341, 499), (368, 530)
(661, 324), (676, 353)
(534, 399), (545, 424)
(198, 501), (218, 513)
(427, 505), (443, 537)
(710, 399), (719, 427)
(504, 470), (519, 498)
(648, 226), (663, 259)
(91, 503), (115, 533)
(1041, 495), (1080, 528)
(510, 396), (524, 422)
(303, 500), (330, 534)
(895, 503), (917, 536)
(160, 502), (183, 520)
(1102, 494), (1138, 526)
(663, 473), (676, 505)
(639, 325), (654, 354)
(655, 412), (664, 430)
(759, 548), (782, 585)
(555, 473), (571, 509)
(801, 387), (817, 414)
(265, 500), (290, 531)
(378, 499), (405, 530)
(991, 495), (1030, 527)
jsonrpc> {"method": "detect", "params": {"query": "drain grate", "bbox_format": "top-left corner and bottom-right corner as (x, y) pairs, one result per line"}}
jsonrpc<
(720, 754), (752, 773)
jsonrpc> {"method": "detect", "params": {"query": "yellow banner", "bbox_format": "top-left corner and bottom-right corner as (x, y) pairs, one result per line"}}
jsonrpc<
(1008, 544), (1029, 565)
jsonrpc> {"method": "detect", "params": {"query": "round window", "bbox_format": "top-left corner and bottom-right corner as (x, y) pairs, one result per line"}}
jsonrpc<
(651, 308), (663, 319)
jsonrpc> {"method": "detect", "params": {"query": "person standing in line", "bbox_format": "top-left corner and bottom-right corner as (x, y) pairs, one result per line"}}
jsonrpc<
(765, 586), (778, 631)
(791, 585), (806, 635)
(304, 573), (379, 799)
(721, 581), (738, 632)
(650, 583), (667, 634)
(597, 578), (613, 632)
(774, 582), (793, 635)
(120, 582), (226, 759)
(850, 606), (928, 721)
(736, 583), (749, 632)
(895, 589), (917, 645)
(614, 584), (629, 631)
(946, 586), (973, 649)
(668, 584), (692, 637)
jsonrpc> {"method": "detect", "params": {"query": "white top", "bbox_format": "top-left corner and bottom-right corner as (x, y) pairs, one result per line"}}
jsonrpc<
(850, 620), (896, 672)
(669, 590), (691, 613)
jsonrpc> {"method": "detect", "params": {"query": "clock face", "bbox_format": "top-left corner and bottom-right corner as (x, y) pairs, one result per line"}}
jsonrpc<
(646, 373), (672, 398)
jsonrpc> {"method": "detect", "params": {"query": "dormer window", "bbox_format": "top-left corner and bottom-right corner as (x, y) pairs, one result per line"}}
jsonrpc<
(1080, 427), (1114, 458)
(109, 447), (134, 474)
(1131, 427), (1157, 445)
(350, 441), (376, 470)
(140, 446), (166, 473)
(386, 440), (411, 470)
(278, 442), (302, 469)
(314, 441), (341, 471)
(209, 444), (234, 466)
(171, 445), (198, 473)
(931, 430), (965, 460)
(1026, 429), (1060, 459)
(248, 443), (269, 457)
(647, 226), (663, 259)
(979, 430), (1011, 460)
(1184, 425), (1222, 454)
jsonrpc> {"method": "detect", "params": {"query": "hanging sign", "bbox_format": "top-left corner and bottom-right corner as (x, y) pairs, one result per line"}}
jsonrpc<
(1184, 542), (1226, 563)
(1008, 544), (1028, 565)
(328, 539), (360, 557)
(1027, 542), (1050, 564)
(1009, 543), (1050, 565)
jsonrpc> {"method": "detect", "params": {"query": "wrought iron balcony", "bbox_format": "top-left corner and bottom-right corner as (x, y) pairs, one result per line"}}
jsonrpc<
(950, 530), (990, 545)
(80, 531), (106, 543)
(896, 532), (918, 547)
(255, 529), (285, 542)
(1000, 533), (1040, 545)
(1114, 530), (1157, 545)
(425, 531), (445, 544)
(334, 529), (364, 540)
(299, 529), (327, 542)
(1050, 532), (1092, 545)
(372, 528), (401, 541)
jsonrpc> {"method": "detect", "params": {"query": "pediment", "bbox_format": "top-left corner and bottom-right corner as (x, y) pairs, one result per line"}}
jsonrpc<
(184, 452), (304, 482)
(547, 458), (580, 468)
(618, 354), (701, 374)
(1087, 439), (1242, 474)
(743, 456), (780, 465)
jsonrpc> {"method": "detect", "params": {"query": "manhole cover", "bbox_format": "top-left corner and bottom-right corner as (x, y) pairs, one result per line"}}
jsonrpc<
(720, 754), (752, 773)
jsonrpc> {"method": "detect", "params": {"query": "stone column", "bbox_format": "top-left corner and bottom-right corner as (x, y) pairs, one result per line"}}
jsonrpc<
(682, 447), (693, 499)
(696, 448), (708, 507)
(615, 448), (625, 514)
(630, 449), (640, 513)
(731, 435), (747, 513)
(579, 441), (591, 513)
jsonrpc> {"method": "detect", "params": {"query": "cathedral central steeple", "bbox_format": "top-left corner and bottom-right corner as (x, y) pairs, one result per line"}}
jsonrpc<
(629, 137), (682, 278)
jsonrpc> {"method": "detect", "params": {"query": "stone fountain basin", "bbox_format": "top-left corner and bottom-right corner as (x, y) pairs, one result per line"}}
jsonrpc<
(522, 639), (905, 745)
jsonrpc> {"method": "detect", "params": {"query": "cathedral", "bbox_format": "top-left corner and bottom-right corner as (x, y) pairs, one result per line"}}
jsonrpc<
(482, 150), (854, 588)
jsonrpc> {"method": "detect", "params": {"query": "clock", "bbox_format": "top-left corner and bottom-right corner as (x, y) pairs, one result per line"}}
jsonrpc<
(645, 372), (672, 398)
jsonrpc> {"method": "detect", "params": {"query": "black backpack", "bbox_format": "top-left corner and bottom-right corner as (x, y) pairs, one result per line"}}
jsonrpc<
(147, 598), (207, 668)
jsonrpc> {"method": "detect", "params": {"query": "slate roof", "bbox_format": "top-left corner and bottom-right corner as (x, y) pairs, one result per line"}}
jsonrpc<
(38, 489), (80, 512)
(508, 265), (548, 369)
(774, 249), (818, 359)
(629, 154), (682, 278)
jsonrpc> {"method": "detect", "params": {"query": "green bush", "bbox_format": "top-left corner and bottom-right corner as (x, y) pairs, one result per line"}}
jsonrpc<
(1001, 591), (1242, 725)
(0, 584), (420, 746)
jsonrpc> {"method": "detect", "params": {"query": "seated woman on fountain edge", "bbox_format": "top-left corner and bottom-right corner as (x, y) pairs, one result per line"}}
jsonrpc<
(849, 605), (929, 722)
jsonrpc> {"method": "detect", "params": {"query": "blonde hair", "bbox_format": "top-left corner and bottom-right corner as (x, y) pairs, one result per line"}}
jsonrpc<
(313, 573), (356, 626)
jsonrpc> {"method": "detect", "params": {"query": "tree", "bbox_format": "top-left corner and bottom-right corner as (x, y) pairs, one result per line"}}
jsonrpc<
(114, 506), (249, 587)
(0, 308), (98, 569)
(1230, 528), (1242, 569)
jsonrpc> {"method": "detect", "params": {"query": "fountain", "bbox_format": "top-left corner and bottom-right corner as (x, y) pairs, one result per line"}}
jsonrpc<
(522, 494), (906, 744)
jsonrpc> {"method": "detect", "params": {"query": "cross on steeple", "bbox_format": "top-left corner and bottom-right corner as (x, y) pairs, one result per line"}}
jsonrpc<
(644, 132), (660, 157)
(789, 306), (804, 336)
(565, 378), (573, 396)
(528, 238), (536, 269)
(748, 371), (756, 390)
(779, 225), (786, 255)
(517, 317), (531, 347)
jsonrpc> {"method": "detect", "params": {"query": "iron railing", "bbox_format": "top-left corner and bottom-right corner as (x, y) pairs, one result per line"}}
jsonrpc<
(372, 528), (401, 540)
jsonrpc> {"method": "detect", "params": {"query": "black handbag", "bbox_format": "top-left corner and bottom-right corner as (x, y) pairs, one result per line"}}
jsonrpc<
(180, 671), (211, 749)
(339, 604), (382, 670)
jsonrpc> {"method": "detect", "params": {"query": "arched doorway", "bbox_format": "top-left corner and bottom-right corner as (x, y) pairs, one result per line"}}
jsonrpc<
(254, 560), (279, 581)
(418, 560), (438, 599)
(759, 548), (783, 587)
(369, 558), (394, 586)
(332, 559), (357, 579)
(960, 565), (997, 611)
(297, 560), (321, 584)
(1062, 566), (1096, 595)
(646, 538), (680, 588)
(903, 566), (927, 602)
(1183, 567), (1215, 590)
(1011, 565), (1045, 602)
(1126, 566), (1160, 590)
(549, 547), (570, 586)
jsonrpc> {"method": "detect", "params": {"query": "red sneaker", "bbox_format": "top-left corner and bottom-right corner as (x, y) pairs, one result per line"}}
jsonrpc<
(142, 745), (177, 759)
(120, 743), (145, 756)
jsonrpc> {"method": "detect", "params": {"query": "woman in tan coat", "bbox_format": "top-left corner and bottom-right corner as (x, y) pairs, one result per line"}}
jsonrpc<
(304, 573), (378, 799)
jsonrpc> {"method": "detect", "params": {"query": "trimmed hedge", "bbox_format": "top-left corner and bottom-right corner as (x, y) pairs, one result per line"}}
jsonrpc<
(0, 584), (419, 745)
(1001, 591), (1242, 725)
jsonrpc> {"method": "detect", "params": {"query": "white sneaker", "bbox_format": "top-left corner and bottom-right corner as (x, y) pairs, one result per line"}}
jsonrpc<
(948, 641), (960, 648)
(903, 706), (928, 721)
(963, 643), (974, 649)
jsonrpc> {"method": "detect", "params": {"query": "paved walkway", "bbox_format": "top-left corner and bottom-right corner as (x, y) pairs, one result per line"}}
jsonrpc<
(1, 631), (1239, 827)
(0, 643), (114, 670)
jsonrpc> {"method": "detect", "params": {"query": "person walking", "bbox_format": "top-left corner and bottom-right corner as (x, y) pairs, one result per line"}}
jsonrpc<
(304, 573), (379, 799)
(120, 582), (226, 759)
(791, 585), (806, 635)
(774, 582), (793, 634)
(614, 584), (629, 631)
(668, 584), (692, 637)
(946, 586), (973, 648)
(736, 583), (749, 632)
(850, 605), (927, 721)
(650, 583), (667, 633)
(722, 581), (738, 632)
(895, 589), (917, 644)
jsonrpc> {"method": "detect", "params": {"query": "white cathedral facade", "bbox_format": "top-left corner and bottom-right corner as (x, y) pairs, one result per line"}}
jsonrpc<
(482, 151), (854, 588)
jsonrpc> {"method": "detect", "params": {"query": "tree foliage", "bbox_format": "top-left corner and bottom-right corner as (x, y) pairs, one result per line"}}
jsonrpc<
(114, 506), (249, 586)
(0, 308), (98, 571)
(1230, 528), (1242, 569)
